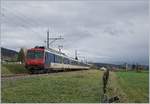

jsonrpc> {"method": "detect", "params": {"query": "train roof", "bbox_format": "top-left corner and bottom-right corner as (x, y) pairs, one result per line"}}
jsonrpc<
(45, 48), (77, 61)
(44, 48), (85, 63)
(45, 48), (67, 56)
(28, 48), (44, 51)
(28, 46), (87, 64)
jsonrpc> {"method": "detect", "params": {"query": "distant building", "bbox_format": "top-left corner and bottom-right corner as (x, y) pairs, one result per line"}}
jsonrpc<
(100, 67), (107, 71)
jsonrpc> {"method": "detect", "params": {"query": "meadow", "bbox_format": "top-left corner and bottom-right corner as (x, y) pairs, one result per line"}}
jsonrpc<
(115, 71), (149, 103)
(1, 64), (149, 103)
(2, 70), (102, 103)
(1, 64), (28, 76)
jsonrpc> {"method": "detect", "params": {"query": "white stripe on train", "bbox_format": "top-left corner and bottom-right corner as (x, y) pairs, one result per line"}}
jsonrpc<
(49, 62), (89, 70)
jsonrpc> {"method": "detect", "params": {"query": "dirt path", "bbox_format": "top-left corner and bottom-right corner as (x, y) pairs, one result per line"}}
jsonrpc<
(106, 72), (129, 103)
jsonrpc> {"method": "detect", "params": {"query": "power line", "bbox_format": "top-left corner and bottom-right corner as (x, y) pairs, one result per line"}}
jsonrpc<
(2, 7), (39, 27)
(2, 7), (64, 49)
(4, 7), (42, 27)
(1, 13), (46, 46)
(2, 15), (41, 37)
(1, 7), (42, 36)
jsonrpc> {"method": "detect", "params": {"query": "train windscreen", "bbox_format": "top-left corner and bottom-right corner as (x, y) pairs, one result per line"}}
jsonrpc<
(27, 50), (44, 59)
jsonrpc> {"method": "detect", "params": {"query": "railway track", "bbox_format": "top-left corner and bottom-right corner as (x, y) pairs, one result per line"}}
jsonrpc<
(1, 73), (51, 80)
(1, 69), (85, 80)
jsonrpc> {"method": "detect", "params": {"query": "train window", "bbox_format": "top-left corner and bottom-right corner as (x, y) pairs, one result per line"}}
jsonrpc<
(60, 56), (63, 63)
(57, 56), (60, 63)
(45, 52), (55, 63)
(64, 58), (69, 64)
(48, 53), (51, 63)
(53, 54), (55, 62)
(74, 61), (76, 65)
(51, 54), (54, 62)
(27, 50), (44, 59)
(67, 59), (68, 64)
(54, 55), (57, 63)
(63, 58), (65, 64)
(64, 58), (66, 64)
(50, 53), (54, 62)
(71, 60), (75, 65)
(67, 59), (70, 64)
(75, 61), (77, 65)
(55, 55), (61, 63)
(70, 60), (72, 64)
(67, 58), (69, 64)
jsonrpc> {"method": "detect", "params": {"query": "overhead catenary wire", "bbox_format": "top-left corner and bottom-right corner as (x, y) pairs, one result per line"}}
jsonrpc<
(4, 6), (57, 38)
(1, 7), (43, 37)
(1, 7), (77, 59)
(2, 15), (36, 34)
(2, 7), (62, 47)
(1, 8), (46, 46)
(3, 7), (42, 27)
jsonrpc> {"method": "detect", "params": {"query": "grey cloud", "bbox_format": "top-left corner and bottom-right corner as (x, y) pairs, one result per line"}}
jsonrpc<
(1, 0), (149, 65)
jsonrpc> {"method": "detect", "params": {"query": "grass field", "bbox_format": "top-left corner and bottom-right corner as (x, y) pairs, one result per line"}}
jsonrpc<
(1, 64), (28, 76)
(1, 65), (149, 103)
(115, 71), (149, 103)
(2, 70), (102, 103)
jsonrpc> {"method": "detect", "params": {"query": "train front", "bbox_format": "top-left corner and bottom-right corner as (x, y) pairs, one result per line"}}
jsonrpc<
(25, 47), (45, 73)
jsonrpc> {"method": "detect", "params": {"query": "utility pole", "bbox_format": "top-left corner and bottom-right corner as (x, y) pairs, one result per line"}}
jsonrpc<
(49, 35), (64, 45)
(45, 29), (64, 49)
(47, 29), (50, 48)
(75, 50), (78, 60)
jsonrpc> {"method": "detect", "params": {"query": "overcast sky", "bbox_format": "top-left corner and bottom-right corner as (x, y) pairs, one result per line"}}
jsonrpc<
(1, 0), (149, 65)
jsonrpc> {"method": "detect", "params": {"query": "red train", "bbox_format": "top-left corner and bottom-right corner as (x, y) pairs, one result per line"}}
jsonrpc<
(25, 46), (90, 73)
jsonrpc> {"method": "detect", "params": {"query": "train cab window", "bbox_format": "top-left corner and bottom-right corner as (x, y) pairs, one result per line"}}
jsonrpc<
(27, 50), (44, 59)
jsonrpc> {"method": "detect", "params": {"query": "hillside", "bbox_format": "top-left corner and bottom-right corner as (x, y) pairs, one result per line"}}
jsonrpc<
(1, 47), (18, 62)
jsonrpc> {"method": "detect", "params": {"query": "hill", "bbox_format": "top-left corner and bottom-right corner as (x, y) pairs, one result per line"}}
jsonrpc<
(91, 62), (121, 69)
(1, 47), (18, 62)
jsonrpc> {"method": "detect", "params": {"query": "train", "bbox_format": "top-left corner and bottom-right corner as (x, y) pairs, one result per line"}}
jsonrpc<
(25, 46), (90, 73)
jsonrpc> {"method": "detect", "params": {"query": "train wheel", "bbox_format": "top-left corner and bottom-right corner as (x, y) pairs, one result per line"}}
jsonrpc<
(29, 69), (34, 74)
(48, 69), (54, 73)
(33, 70), (37, 74)
(44, 69), (48, 73)
(29, 71), (33, 74)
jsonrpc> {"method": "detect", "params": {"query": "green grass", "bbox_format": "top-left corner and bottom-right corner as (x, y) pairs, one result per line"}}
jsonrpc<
(2, 70), (102, 103)
(1, 64), (28, 76)
(115, 71), (149, 103)
(2, 67), (149, 103)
